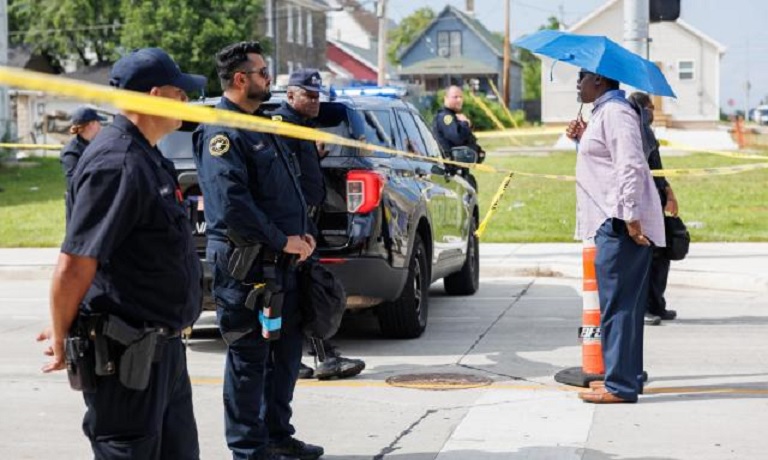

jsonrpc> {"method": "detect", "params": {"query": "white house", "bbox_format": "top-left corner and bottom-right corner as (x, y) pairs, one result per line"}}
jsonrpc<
(325, 0), (380, 51)
(541, 0), (726, 128)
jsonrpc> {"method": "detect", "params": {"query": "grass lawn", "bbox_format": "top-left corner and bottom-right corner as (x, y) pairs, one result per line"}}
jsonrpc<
(0, 157), (66, 247)
(1, 152), (767, 247)
(476, 151), (768, 242)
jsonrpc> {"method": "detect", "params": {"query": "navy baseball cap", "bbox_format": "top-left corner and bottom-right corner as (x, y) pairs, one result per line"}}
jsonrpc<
(70, 106), (106, 124)
(109, 47), (206, 93)
(288, 69), (325, 93)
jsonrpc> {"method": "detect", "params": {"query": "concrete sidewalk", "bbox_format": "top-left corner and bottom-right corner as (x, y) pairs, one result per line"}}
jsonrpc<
(2, 243), (767, 292)
(480, 243), (768, 293)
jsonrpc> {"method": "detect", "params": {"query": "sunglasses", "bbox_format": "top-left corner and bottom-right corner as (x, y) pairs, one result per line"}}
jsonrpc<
(578, 70), (595, 81)
(239, 66), (270, 79)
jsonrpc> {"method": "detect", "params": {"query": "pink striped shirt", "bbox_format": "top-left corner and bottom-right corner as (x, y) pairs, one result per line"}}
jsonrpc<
(575, 90), (666, 247)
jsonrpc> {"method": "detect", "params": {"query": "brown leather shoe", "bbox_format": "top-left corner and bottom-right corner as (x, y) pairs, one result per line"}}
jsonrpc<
(588, 380), (605, 390)
(579, 387), (635, 404)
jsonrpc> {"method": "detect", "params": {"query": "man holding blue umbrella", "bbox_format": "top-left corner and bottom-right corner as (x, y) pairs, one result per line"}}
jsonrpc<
(567, 69), (665, 404)
(515, 29), (674, 404)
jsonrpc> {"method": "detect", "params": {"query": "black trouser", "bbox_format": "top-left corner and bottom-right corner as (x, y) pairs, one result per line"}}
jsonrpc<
(81, 338), (199, 460)
(647, 248), (670, 316)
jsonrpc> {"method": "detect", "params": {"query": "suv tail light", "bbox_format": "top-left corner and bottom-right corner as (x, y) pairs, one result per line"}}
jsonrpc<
(346, 170), (384, 214)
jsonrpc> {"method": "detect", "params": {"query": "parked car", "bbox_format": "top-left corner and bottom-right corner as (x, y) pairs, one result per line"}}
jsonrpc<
(158, 89), (480, 338)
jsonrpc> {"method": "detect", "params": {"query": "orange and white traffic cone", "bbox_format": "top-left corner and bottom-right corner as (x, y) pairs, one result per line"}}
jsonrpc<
(554, 240), (605, 387)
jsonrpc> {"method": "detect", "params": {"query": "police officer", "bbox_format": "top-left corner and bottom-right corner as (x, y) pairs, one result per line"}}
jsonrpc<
(60, 106), (106, 188)
(37, 48), (205, 459)
(432, 85), (485, 190)
(193, 41), (322, 460)
(267, 69), (366, 381)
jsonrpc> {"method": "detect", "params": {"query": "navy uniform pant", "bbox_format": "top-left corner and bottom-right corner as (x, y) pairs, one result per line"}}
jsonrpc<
(647, 248), (670, 316)
(594, 218), (652, 402)
(81, 338), (199, 460)
(208, 240), (303, 459)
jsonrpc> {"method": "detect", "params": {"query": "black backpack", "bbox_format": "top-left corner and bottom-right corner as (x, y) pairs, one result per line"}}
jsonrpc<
(664, 215), (690, 261)
(298, 261), (346, 340)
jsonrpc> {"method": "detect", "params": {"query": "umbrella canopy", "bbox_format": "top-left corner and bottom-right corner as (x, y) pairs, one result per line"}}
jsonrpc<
(514, 29), (676, 98)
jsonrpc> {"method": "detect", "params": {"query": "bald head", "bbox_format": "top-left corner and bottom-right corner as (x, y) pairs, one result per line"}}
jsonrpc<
(444, 85), (464, 112)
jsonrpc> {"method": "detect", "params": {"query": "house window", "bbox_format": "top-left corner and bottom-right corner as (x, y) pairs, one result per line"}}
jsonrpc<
(288, 61), (294, 74)
(306, 12), (313, 47)
(297, 7), (303, 46)
(437, 31), (462, 57)
(287, 5), (294, 43)
(678, 60), (694, 80)
(267, 57), (275, 80)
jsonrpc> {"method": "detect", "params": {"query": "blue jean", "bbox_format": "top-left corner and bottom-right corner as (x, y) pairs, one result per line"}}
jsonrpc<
(594, 218), (653, 402)
(82, 339), (199, 460)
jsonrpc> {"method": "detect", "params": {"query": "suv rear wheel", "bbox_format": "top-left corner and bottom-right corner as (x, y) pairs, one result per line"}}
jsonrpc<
(444, 218), (479, 295)
(378, 235), (429, 339)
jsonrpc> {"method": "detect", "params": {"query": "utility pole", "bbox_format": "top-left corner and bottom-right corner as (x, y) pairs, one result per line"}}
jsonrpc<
(376, 0), (388, 86)
(502, 0), (510, 106)
(270, 0), (279, 78)
(623, 0), (650, 58)
(0, 0), (9, 139)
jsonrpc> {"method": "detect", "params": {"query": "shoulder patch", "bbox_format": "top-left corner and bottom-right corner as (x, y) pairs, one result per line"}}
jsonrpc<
(271, 115), (283, 122)
(209, 134), (230, 157)
(443, 114), (453, 125)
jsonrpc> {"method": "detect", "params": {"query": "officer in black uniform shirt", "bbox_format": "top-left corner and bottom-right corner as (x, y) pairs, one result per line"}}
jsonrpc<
(267, 69), (366, 381)
(431, 85), (485, 190)
(37, 47), (205, 459)
(60, 106), (106, 189)
(193, 41), (323, 460)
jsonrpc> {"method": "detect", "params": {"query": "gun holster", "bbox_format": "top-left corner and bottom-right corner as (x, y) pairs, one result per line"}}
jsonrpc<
(65, 334), (98, 393)
(228, 243), (263, 281)
(102, 315), (158, 391)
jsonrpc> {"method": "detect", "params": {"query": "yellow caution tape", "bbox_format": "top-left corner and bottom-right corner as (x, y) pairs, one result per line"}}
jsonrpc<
(487, 79), (520, 129)
(659, 139), (768, 160)
(476, 172), (515, 238)
(0, 143), (63, 150)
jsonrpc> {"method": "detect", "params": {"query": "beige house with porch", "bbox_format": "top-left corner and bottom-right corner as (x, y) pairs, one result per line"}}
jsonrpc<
(540, 0), (726, 128)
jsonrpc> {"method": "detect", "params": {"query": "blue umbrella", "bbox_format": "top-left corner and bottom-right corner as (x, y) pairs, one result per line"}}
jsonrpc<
(514, 29), (676, 98)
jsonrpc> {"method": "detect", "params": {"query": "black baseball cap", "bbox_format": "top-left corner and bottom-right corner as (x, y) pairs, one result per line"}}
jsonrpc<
(70, 106), (106, 124)
(288, 69), (325, 93)
(109, 47), (206, 93)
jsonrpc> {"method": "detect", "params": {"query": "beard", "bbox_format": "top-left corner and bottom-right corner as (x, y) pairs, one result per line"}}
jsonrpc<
(247, 84), (271, 103)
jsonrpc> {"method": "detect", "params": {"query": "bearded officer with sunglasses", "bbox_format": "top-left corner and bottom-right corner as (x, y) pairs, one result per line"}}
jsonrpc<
(193, 41), (322, 460)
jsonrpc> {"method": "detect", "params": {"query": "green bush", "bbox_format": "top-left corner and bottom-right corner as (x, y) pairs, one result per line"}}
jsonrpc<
(426, 89), (525, 131)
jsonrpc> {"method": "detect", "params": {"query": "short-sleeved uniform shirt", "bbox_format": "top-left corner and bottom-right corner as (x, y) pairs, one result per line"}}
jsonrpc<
(63, 115), (202, 330)
(432, 106), (484, 162)
(192, 96), (307, 251)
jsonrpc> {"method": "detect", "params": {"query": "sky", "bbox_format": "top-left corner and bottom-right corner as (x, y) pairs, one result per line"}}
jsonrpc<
(385, 0), (768, 114)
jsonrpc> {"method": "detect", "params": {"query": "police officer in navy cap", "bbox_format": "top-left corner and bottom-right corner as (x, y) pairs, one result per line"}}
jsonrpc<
(193, 41), (322, 460)
(37, 47), (206, 459)
(267, 69), (366, 381)
(60, 106), (106, 188)
(432, 85), (485, 190)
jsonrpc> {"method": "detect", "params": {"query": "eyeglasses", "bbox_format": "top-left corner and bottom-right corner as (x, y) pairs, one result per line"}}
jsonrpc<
(239, 67), (270, 79)
(578, 70), (595, 81)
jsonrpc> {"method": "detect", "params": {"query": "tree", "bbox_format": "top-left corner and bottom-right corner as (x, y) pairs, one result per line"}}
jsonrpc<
(120, 0), (268, 95)
(520, 16), (560, 101)
(387, 7), (435, 65)
(9, 0), (122, 66)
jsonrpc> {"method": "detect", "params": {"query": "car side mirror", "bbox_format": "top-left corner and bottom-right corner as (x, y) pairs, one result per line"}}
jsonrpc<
(450, 146), (477, 164)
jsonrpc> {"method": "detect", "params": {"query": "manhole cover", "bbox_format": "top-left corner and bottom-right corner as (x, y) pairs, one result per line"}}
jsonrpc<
(385, 373), (493, 390)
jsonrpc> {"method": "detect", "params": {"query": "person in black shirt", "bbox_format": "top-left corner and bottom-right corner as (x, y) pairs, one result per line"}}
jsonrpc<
(432, 85), (485, 190)
(267, 69), (366, 381)
(37, 48), (206, 459)
(60, 106), (106, 188)
(627, 92), (679, 326)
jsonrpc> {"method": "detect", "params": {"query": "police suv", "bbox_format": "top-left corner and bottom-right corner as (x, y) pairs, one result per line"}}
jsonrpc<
(159, 87), (480, 339)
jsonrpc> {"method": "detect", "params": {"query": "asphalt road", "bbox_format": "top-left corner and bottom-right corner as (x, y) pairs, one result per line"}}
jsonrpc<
(1, 275), (766, 459)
